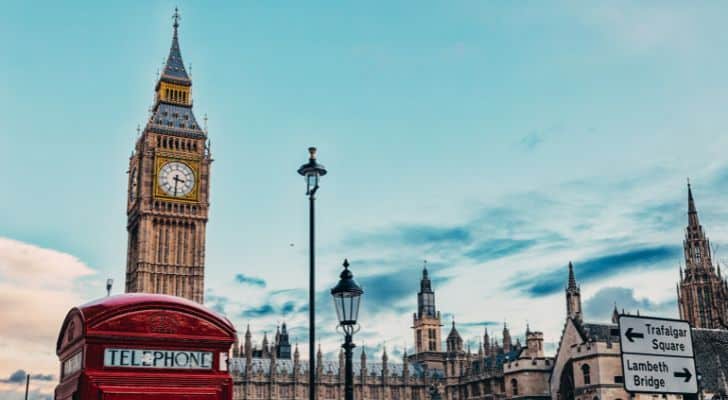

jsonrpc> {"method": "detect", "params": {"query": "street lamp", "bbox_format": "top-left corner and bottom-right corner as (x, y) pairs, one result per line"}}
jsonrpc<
(297, 147), (327, 400)
(106, 278), (113, 297)
(331, 259), (363, 400)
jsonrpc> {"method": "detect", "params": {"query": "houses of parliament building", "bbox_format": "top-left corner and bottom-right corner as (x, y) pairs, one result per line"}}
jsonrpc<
(124, 12), (728, 400)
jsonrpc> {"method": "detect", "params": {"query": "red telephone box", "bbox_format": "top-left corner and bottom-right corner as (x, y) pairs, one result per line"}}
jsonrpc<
(54, 294), (236, 400)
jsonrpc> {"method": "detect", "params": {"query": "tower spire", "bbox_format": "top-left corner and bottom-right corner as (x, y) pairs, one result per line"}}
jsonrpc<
(688, 179), (699, 226)
(566, 261), (582, 320)
(159, 7), (191, 86)
(172, 7), (180, 33)
(567, 261), (577, 290)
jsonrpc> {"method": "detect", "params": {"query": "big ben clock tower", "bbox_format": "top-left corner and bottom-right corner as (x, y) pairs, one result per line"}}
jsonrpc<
(125, 10), (210, 303)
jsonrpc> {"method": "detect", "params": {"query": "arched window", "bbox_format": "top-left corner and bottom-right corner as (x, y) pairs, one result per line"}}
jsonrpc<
(511, 378), (518, 396)
(582, 364), (591, 385)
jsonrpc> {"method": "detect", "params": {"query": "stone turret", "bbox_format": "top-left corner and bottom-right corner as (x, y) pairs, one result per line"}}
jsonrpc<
(233, 334), (240, 357)
(402, 348), (410, 380)
(566, 262), (582, 320)
(293, 343), (300, 372)
(525, 330), (544, 358)
(483, 327), (490, 355)
(446, 320), (463, 353)
(316, 344), (323, 376)
(502, 322), (512, 353)
(244, 325), (252, 363)
(262, 332), (270, 357)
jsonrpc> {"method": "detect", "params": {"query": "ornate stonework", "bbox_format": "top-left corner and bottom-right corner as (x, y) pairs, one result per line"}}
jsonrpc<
(125, 11), (211, 304)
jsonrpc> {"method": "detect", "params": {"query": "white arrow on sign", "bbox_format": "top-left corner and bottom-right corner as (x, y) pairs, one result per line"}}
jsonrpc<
(619, 315), (693, 357)
(622, 354), (697, 394)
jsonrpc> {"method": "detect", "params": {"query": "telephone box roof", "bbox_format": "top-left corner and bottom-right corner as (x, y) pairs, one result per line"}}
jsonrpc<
(57, 293), (235, 353)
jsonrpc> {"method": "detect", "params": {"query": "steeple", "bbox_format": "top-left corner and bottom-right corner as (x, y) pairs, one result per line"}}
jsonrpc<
(567, 261), (577, 290)
(565, 262), (582, 320)
(688, 180), (699, 226)
(160, 7), (191, 85)
(678, 182), (728, 329)
(483, 327), (490, 355)
(244, 324), (252, 362)
(683, 181), (713, 270)
(402, 347), (409, 378)
(413, 259), (442, 355)
(146, 7), (204, 136)
(446, 319), (463, 353)
(275, 322), (292, 359)
(502, 322), (511, 353)
(417, 260), (436, 318)
(262, 332), (269, 357)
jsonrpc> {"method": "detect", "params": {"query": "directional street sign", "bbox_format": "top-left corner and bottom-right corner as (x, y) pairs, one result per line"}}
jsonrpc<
(622, 354), (697, 393)
(619, 315), (698, 395)
(620, 316), (693, 357)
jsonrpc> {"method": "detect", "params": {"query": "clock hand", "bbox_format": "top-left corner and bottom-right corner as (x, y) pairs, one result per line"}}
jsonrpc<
(173, 174), (184, 196)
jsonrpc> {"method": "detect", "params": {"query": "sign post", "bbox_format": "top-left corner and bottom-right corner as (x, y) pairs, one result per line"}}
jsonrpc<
(619, 315), (698, 395)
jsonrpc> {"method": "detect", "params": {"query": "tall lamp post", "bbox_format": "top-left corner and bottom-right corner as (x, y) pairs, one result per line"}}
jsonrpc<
(297, 147), (327, 400)
(331, 259), (363, 400)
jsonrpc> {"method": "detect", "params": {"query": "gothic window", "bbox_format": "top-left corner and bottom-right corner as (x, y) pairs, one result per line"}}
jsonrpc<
(412, 388), (420, 400)
(695, 246), (702, 263)
(582, 364), (591, 385)
(511, 379), (518, 396)
(392, 387), (400, 400)
(417, 330), (422, 350)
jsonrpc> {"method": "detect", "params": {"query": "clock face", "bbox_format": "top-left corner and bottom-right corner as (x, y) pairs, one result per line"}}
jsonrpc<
(157, 161), (195, 197)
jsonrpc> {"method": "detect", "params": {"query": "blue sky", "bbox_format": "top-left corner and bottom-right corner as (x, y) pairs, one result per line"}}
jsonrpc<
(2, 2), (728, 398)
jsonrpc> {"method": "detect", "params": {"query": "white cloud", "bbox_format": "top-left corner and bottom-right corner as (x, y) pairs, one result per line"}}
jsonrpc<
(0, 238), (95, 381)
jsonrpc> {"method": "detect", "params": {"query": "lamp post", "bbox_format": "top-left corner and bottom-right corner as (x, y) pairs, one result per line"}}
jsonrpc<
(331, 259), (363, 400)
(297, 147), (327, 400)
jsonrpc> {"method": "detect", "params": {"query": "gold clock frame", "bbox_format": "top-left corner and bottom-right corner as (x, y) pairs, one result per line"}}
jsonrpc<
(154, 154), (201, 203)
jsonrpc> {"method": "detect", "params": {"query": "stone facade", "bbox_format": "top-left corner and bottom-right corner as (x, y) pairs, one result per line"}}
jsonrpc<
(229, 267), (553, 400)
(125, 12), (211, 304)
